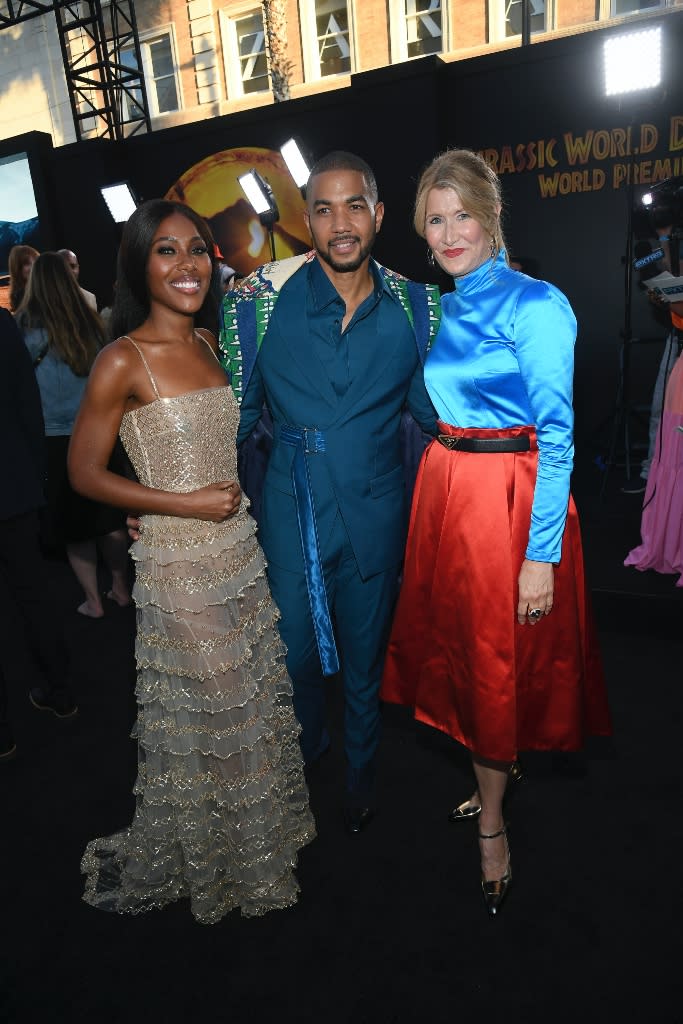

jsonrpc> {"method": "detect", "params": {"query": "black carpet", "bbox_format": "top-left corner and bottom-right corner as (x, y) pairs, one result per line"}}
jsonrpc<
(3, 455), (682, 1023)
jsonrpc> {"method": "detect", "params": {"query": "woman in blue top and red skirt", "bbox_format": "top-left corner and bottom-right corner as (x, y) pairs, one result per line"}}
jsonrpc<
(381, 149), (611, 916)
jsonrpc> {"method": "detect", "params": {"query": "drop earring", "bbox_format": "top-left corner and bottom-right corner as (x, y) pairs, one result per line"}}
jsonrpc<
(427, 248), (435, 267)
(490, 237), (497, 259)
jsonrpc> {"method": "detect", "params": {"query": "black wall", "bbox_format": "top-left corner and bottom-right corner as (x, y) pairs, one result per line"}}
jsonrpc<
(12, 9), (683, 450)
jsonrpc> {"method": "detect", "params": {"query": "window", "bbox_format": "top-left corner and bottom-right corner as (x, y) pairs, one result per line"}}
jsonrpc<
(609, 0), (664, 13)
(490, 0), (549, 40)
(220, 7), (270, 98)
(120, 31), (181, 119)
(300, 1), (354, 80)
(390, 0), (444, 62)
(504, 0), (547, 37)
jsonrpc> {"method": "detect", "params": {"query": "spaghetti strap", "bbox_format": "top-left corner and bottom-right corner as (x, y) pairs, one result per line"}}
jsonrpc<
(194, 328), (222, 366)
(122, 335), (161, 399)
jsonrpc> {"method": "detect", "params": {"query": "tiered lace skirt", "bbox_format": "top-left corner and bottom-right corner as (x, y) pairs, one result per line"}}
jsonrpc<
(81, 510), (315, 924)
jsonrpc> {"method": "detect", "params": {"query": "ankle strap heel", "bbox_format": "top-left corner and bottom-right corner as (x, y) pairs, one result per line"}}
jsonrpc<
(479, 825), (511, 917)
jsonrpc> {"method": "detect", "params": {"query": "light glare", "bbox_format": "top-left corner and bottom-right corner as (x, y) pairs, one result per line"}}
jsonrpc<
(604, 28), (662, 97)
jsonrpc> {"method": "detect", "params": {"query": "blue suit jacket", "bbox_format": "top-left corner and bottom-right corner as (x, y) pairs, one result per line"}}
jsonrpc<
(224, 255), (439, 580)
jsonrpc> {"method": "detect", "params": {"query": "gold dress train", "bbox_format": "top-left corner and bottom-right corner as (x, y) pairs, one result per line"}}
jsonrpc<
(81, 364), (315, 924)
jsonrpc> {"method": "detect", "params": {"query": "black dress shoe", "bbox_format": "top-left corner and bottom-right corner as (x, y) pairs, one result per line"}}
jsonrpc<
(29, 687), (78, 718)
(343, 806), (374, 836)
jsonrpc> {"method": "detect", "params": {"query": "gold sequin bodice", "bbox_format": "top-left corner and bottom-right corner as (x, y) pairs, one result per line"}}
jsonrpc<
(120, 386), (238, 492)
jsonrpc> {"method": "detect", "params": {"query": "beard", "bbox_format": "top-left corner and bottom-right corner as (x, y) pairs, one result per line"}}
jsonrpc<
(310, 227), (376, 273)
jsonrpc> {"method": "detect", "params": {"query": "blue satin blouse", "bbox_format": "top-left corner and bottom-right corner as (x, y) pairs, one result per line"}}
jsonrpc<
(425, 252), (577, 563)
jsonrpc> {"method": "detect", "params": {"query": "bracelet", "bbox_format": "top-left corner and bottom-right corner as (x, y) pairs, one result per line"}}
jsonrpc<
(657, 235), (670, 242)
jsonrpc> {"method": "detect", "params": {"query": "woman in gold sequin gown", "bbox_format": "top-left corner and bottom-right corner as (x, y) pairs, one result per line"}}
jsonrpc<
(68, 200), (315, 924)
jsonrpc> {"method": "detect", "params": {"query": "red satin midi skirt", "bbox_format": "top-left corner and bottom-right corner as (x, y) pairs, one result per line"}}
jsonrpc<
(381, 424), (611, 761)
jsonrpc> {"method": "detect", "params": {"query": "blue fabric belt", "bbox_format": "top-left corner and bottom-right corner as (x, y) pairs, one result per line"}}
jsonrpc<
(279, 424), (340, 677)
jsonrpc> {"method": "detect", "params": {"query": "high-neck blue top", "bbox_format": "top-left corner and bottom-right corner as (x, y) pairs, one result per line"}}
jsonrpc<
(425, 252), (576, 563)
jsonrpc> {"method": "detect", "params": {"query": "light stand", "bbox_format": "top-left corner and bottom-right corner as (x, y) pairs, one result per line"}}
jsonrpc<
(238, 169), (280, 262)
(601, 167), (639, 496)
(599, 26), (662, 499)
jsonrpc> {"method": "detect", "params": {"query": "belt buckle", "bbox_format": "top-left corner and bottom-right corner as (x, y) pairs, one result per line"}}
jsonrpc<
(303, 426), (318, 454)
(439, 434), (460, 450)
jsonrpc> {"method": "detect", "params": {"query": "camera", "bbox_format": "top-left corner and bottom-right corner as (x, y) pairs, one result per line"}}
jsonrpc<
(632, 175), (683, 239)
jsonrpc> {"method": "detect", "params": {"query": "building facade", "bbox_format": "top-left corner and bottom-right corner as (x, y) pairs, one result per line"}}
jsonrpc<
(0, 0), (681, 146)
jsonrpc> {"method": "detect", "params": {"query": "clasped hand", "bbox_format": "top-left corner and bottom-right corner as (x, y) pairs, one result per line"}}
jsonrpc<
(126, 480), (242, 540)
(182, 480), (242, 522)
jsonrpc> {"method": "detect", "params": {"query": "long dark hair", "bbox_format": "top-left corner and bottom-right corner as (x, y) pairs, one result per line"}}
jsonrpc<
(111, 199), (219, 339)
(17, 252), (106, 375)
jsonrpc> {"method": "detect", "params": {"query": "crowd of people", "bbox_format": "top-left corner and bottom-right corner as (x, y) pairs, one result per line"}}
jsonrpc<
(2, 149), (616, 923)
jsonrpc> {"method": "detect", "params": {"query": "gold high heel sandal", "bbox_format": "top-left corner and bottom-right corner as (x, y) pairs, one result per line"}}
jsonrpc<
(479, 825), (511, 917)
(448, 761), (523, 822)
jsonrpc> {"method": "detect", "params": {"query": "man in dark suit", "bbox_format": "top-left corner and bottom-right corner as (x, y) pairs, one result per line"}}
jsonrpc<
(220, 152), (440, 832)
(0, 308), (77, 761)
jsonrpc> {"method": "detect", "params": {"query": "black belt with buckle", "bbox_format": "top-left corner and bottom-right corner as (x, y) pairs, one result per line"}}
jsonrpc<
(436, 435), (531, 453)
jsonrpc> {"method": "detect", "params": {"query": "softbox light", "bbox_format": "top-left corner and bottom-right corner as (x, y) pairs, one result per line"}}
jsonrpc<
(100, 183), (138, 223)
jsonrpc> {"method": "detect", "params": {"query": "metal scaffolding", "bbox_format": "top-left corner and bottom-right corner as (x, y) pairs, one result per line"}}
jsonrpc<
(0, 0), (151, 140)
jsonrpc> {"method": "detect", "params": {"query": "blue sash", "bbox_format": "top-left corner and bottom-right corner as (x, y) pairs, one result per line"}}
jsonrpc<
(279, 424), (339, 677)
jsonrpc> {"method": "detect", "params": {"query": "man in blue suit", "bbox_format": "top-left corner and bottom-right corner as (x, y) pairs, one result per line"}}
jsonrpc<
(220, 151), (440, 833)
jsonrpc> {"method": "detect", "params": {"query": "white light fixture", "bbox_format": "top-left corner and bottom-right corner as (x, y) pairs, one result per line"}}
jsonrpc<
(280, 138), (310, 190)
(100, 182), (138, 223)
(238, 169), (280, 260)
(604, 27), (662, 97)
(238, 170), (273, 216)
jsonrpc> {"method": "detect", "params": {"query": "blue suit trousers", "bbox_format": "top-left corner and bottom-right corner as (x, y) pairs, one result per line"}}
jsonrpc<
(265, 511), (399, 804)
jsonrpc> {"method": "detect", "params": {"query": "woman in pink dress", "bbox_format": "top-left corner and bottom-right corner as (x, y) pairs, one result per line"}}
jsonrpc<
(625, 302), (683, 585)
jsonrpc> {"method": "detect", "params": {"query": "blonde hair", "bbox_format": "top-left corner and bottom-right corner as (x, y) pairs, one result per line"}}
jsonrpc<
(413, 149), (506, 260)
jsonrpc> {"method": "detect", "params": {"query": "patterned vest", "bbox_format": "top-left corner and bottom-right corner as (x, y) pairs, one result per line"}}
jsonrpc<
(219, 251), (441, 404)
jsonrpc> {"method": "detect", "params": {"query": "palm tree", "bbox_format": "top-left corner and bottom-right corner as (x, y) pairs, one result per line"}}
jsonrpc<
(262, 0), (292, 102)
